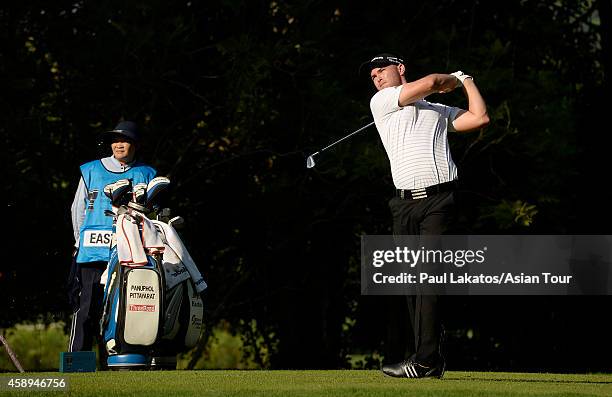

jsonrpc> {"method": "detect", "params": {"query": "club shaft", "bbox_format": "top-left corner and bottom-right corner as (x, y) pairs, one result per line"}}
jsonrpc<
(319, 121), (375, 153)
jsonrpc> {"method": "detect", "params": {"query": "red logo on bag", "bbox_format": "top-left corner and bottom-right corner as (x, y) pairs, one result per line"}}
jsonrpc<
(129, 304), (156, 312)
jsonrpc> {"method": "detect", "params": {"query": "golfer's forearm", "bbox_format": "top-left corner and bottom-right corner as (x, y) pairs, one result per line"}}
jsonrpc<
(399, 76), (436, 106)
(399, 74), (457, 106)
(432, 74), (460, 92)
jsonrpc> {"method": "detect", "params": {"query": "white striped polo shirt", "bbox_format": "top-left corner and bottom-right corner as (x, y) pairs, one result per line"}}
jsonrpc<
(370, 85), (462, 190)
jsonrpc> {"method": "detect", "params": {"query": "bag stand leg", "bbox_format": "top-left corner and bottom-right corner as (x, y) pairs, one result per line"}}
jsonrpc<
(1, 335), (25, 373)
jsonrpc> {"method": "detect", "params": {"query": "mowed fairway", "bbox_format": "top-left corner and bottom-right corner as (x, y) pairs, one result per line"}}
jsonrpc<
(3, 370), (611, 397)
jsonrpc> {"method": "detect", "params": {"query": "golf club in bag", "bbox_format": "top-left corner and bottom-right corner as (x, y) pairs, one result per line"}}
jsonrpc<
(99, 177), (207, 370)
(306, 121), (375, 168)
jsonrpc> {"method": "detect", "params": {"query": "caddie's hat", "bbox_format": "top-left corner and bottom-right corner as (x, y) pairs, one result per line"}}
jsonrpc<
(106, 120), (140, 143)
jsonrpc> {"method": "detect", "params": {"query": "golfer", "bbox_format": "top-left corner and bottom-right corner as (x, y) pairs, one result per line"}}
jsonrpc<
(68, 121), (156, 354)
(366, 54), (489, 378)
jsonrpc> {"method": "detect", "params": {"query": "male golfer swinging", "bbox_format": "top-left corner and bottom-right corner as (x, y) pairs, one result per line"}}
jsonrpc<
(366, 54), (489, 378)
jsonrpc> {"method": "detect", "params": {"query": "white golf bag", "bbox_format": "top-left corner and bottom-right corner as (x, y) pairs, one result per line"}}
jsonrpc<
(99, 178), (207, 370)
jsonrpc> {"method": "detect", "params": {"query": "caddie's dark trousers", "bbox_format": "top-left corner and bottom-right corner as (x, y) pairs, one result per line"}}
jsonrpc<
(68, 259), (106, 353)
(385, 191), (454, 366)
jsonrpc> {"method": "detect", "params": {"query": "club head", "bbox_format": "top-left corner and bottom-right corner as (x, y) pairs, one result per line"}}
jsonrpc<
(133, 183), (147, 204)
(306, 155), (316, 169)
(146, 176), (171, 206)
(305, 121), (375, 169)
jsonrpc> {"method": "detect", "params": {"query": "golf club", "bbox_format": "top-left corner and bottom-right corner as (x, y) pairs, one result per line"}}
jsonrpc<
(0, 335), (24, 373)
(306, 121), (375, 168)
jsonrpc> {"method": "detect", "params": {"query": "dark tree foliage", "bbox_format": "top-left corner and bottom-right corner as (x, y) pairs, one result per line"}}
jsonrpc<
(2, 0), (610, 371)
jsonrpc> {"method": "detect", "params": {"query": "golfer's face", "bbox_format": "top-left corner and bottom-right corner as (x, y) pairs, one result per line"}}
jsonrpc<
(111, 136), (136, 163)
(370, 65), (402, 91)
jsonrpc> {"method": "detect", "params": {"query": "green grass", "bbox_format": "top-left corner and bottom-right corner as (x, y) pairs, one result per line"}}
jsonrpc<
(1, 370), (611, 397)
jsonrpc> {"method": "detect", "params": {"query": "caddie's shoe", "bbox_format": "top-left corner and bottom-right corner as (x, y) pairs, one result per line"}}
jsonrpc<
(381, 359), (445, 379)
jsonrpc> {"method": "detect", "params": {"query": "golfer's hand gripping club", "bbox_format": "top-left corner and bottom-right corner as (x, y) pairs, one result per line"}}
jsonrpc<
(450, 71), (473, 88)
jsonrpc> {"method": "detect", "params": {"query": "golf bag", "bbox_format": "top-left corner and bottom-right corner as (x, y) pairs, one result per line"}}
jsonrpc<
(101, 248), (163, 368)
(99, 178), (206, 370)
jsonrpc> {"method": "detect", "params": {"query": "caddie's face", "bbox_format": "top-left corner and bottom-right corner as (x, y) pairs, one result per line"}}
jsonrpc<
(370, 64), (404, 91)
(111, 136), (136, 164)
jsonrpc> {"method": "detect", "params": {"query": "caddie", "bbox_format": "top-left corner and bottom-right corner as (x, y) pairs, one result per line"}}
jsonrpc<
(67, 121), (156, 353)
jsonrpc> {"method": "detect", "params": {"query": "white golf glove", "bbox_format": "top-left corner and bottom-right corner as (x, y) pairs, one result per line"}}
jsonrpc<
(450, 71), (473, 87)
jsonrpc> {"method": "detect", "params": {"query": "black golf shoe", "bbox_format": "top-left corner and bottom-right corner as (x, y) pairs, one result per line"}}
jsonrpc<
(381, 359), (445, 379)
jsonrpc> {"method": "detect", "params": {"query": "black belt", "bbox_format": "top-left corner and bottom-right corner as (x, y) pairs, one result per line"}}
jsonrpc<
(395, 180), (457, 200)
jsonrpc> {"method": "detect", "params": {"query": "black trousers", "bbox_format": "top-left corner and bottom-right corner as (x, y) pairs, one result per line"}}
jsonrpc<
(385, 191), (454, 366)
(67, 258), (106, 353)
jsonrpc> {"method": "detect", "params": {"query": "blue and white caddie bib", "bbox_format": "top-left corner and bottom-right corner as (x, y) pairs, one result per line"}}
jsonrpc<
(76, 160), (156, 263)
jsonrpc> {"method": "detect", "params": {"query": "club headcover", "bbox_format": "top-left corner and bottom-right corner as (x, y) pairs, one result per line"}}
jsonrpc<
(133, 183), (147, 204)
(146, 176), (171, 207)
(103, 185), (114, 200)
(103, 179), (132, 205)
